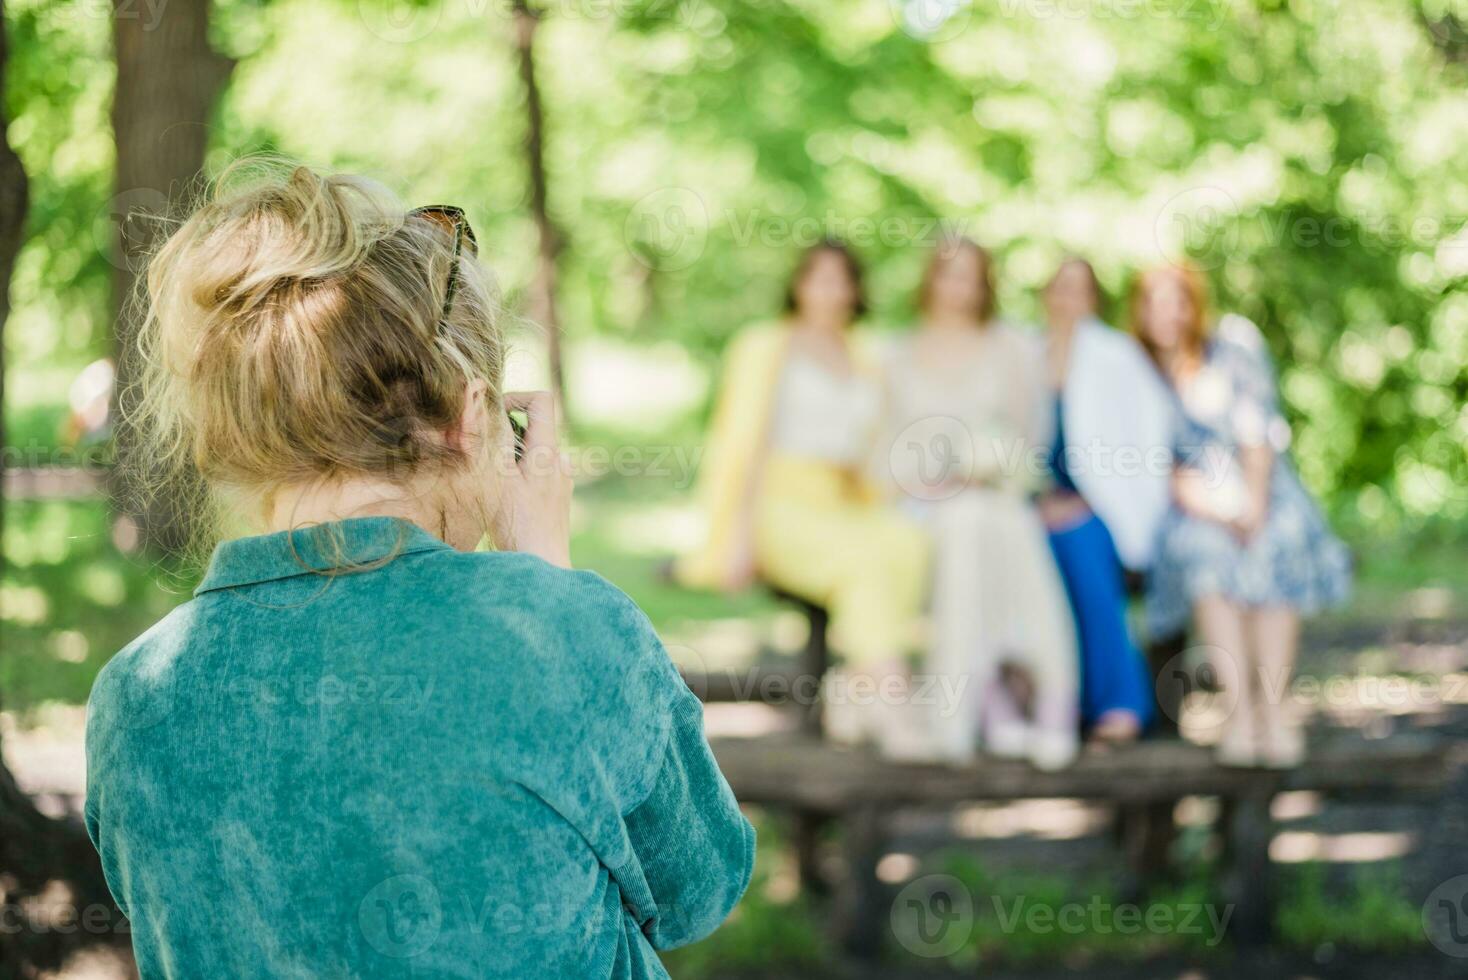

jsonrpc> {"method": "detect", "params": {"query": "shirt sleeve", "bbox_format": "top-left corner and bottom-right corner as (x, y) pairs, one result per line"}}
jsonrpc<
(622, 678), (757, 950)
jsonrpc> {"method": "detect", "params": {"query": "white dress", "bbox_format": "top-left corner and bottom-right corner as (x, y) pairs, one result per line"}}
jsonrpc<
(879, 324), (1080, 769)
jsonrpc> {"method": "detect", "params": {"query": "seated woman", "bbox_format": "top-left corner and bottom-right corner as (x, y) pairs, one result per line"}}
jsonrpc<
(86, 164), (754, 978)
(1038, 257), (1176, 744)
(878, 239), (1079, 769)
(1132, 265), (1351, 768)
(675, 240), (930, 758)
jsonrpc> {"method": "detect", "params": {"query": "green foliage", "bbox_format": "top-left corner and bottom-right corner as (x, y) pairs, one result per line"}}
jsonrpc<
(1, 500), (191, 713)
(5, 0), (1466, 531)
(1275, 861), (1424, 952)
(5, 0), (115, 386)
(925, 851), (1230, 966)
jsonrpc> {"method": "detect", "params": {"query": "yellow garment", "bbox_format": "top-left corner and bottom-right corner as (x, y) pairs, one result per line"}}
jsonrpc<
(674, 323), (790, 590)
(677, 321), (928, 663)
(755, 456), (929, 665)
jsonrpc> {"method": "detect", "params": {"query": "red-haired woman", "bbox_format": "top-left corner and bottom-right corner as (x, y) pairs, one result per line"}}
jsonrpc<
(1131, 266), (1350, 767)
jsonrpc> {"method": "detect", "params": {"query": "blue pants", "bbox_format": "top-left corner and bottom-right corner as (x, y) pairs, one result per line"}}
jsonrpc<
(1048, 514), (1155, 729)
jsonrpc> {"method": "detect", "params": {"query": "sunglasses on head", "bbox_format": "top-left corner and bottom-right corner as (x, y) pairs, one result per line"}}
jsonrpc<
(409, 206), (524, 459)
(410, 205), (479, 332)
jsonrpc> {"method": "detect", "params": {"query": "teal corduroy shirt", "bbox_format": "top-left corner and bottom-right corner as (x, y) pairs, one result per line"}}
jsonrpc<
(85, 517), (755, 978)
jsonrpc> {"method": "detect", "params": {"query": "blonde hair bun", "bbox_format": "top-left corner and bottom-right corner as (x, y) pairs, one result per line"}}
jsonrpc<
(125, 159), (504, 553)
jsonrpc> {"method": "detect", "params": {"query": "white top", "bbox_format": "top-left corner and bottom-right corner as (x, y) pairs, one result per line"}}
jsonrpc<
(1060, 316), (1178, 571)
(880, 322), (1049, 500)
(768, 350), (881, 466)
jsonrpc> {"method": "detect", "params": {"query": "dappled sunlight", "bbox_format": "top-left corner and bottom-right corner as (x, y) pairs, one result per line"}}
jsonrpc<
(598, 500), (703, 557)
(507, 335), (708, 434)
(703, 703), (792, 739)
(1406, 586), (1456, 620)
(566, 338), (708, 433)
(1, 704), (89, 805)
(1271, 791), (1324, 823)
(876, 851), (920, 884)
(1174, 796), (1219, 829)
(951, 799), (1110, 842)
(662, 617), (771, 671)
(1271, 830), (1416, 864)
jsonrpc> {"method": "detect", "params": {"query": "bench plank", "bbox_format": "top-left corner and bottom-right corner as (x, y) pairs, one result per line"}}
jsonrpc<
(709, 731), (1450, 812)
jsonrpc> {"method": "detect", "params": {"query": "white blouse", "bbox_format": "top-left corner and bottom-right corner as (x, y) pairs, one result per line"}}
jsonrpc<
(768, 350), (881, 466)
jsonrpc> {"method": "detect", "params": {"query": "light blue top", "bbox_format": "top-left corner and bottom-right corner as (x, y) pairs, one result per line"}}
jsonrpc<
(85, 517), (755, 978)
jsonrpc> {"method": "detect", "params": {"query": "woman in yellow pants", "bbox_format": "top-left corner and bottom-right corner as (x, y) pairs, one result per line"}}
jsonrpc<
(676, 241), (931, 756)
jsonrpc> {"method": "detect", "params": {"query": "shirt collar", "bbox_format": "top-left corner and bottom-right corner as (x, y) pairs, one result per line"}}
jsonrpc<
(194, 517), (451, 596)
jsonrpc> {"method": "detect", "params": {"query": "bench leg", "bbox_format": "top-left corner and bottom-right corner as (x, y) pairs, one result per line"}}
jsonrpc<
(1147, 630), (1190, 738)
(1222, 788), (1274, 945)
(792, 809), (830, 897)
(833, 805), (889, 959)
(799, 606), (830, 737)
(1120, 799), (1178, 891)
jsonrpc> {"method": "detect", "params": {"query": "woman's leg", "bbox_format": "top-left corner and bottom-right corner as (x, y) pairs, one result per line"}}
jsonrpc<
(1048, 514), (1153, 741)
(1193, 593), (1256, 766)
(1249, 605), (1303, 767)
(997, 499), (1080, 768)
(927, 494), (996, 762)
(831, 511), (934, 759)
(756, 485), (932, 756)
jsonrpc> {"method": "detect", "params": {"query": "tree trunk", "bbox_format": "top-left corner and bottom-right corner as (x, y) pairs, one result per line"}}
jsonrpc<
(0, 7), (128, 973)
(0, 0), (24, 585)
(109, 0), (232, 557)
(511, 1), (566, 407)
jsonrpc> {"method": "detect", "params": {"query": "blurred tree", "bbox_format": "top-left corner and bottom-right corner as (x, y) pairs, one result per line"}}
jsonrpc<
(110, 0), (232, 556)
(2, 0), (1464, 532)
(0, 0), (21, 577)
(0, 5), (127, 972)
(513, 0), (567, 403)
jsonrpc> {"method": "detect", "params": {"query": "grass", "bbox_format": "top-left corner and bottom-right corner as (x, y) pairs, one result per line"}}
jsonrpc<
(656, 842), (1427, 978)
(1275, 862), (1424, 952)
(895, 852), (1232, 969)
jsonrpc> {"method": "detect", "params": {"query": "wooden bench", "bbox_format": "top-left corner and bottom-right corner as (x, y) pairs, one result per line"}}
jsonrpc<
(707, 729), (1452, 952)
(685, 594), (1457, 955)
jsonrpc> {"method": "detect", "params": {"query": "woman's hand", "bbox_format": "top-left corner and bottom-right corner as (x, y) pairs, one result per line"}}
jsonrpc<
(1227, 508), (1264, 544)
(1171, 467), (1229, 525)
(498, 391), (573, 569)
(1230, 443), (1274, 545)
(722, 535), (759, 592)
(1037, 490), (1090, 530)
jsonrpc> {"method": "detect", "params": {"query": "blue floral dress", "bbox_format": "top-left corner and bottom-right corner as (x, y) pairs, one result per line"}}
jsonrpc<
(1147, 317), (1352, 635)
